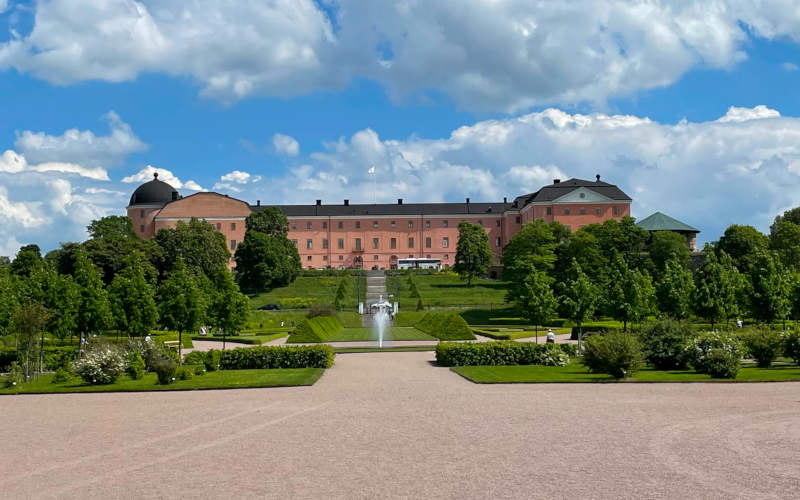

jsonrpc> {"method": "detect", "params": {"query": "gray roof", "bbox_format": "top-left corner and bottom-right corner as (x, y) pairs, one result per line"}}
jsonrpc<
(636, 212), (699, 233)
(511, 177), (631, 208)
(252, 201), (512, 217)
(129, 173), (181, 206)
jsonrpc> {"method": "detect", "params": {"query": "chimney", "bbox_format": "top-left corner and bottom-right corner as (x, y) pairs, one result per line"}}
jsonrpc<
(503, 197), (507, 203)
(596, 174), (601, 182)
(397, 198), (403, 205)
(256, 200), (261, 206)
(553, 179), (560, 184)
(344, 199), (349, 206)
(316, 199), (321, 206)
(466, 197), (470, 204)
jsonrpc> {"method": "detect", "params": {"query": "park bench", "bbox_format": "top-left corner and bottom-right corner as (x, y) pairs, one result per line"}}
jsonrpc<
(163, 340), (180, 351)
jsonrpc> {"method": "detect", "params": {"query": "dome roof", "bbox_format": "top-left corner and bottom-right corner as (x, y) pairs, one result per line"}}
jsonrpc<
(129, 172), (181, 206)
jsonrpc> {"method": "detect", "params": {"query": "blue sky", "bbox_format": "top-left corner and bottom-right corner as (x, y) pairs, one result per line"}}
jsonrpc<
(2, 1), (800, 254)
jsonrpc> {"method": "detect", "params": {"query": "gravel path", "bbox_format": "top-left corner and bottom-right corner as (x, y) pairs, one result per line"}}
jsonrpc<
(2, 352), (798, 499)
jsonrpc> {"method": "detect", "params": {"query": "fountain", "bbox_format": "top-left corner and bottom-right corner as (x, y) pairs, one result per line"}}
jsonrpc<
(370, 295), (393, 348)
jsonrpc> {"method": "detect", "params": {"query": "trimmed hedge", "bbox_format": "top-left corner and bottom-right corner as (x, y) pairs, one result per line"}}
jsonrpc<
(1, 347), (78, 372)
(218, 345), (335, 369)
(416, 312), (475, 340)
(436, 341), (572, 367)
(286, 315), (344, 343)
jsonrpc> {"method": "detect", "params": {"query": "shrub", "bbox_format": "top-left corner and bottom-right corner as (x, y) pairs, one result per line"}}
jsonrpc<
(5, 362), (23, 388)
(52, 368), (70, 384)
(153, 357), (178, 385)
(72, 345), (128, 384)
(435, 342), (571, 367)
(279, 297), (315, 309)
(177, 366), (193, 380)
(686, 331), (743, 376)
(204, 350), (221, 372)
(218, 345), (335, 370)
(784, 329), (800, 365)
(641, 318), (693, 370)
(44, 348), (76, 371)
(582, 332), (643, 379)
(193, 364), (206, 376)
(0, 350), (18, 372)
(416, 311), (475, 340)
(287, 315), (344, 343)
(182, 351), (206, 366)
(742, 328), (783, 368)
(307, 305), (335, 318)
(704, 348), (740, 379)
(127, 351), (145, 380)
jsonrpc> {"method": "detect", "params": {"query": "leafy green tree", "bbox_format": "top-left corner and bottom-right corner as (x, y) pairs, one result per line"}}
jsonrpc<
(234, 232), (301, 293)
(586, 216), (649, 264)
(12, 301), (51, 379)
(109, 253), (159, 338)
(655, 257), (695, 319)
(693, 248), (743, 329)
(453, 222), (492, 286)
(44, 242), (83, 276)
(502, 220), (568, 283)
(557, 260), (599, 350)
(245, 207), (289, 237)
(605, 253), (655, 331)
(73, 249), (112, 346)
(748, 251), (792, 326)
(206, 266), (249, 338)
(509, 259), (557, 342)
(769, 218), (800, 270)
(0, 268), (18, 336)
(10, 244), (43, 277)
(553, 230), (604, 283)
(158, 259), (207, 358)
(154, 218), (229, 278)
(88, 215), (137, 240)
(648, 231), (691, 273)
(716, 224), (769, 272)
(26, 265), (80, 343)
(84, 216), (161, 285)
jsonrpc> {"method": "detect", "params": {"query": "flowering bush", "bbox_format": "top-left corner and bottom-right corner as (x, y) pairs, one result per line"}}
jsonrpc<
(72, 346), (128, 385)
(686, 331), (743, 378)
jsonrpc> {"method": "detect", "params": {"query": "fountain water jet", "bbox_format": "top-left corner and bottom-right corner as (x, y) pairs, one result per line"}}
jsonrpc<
(372, 294), (392, 348)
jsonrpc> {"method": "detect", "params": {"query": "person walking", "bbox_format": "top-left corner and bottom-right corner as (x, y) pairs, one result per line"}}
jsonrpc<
(546, 329), (555, 344)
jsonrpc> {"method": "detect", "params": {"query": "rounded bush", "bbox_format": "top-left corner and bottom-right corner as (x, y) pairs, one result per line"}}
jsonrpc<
(742, 328), (783, 368)
(783, 329), (800, 365)
(704, 348), (740, 379)
(127, 351), (145, 380)
(641, 318), (693, 370)
(686, 331), (743, 375)
(153, 358), (178, 385)
(204, 350), (221, 372)
(72, 346), (127, 385)
(5, 362), (23, 388)
(582, 332), (643, 379)
(52, 368), (70, 384)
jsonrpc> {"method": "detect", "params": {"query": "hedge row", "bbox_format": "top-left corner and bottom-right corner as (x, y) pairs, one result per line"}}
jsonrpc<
(218, 345), (335, 369)
(436, 341), (576, 367)
(416, 312), (475, 340)
(1, 347), (78, 372)
(287, 315), (344, 343)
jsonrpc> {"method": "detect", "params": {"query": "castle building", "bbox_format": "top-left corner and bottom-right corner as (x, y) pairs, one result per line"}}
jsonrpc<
(127, 174), (632, 272)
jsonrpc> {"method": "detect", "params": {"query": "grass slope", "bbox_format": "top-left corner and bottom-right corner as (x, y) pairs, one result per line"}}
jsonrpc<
(1, 368), (324, 394)
(387, 273), (508, 308)
(327, 327), (435, 342)
(191, 333), (287, 345)
(249, 275), (366, 310)
(452, 363), (800, 384)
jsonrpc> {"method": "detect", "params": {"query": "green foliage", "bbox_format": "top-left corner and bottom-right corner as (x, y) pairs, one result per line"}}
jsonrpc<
(154, 218), (229, 278)
(278, 297), (315, 309)
(604, 252), (655, 330)
(127, 351), (145, 380)
(73, 248), (112, 336)
(158, 259), (206, 353)
(234, 231), (301, 293)
(435, 341), (571, 367)
(641, 318), (693, 370)
(5, 362), (23, 388)
(109, 253), (159, 338)
(393, 311), (427, 327)
(742, 328), (783, 368)
(12, 300), (50, 380)
(72, 344), (128, 384)
(245, 207), (290, 237)
(716, 224), (770, 272)
(52, 367), (70, 384)
(206, 266), (249, 336)
(307, 305), (335, 318)
(10, 244), (43, 277)
(217, 345), (335, 369)
(88, 215), (137, 240)
(556, 260), (599, 346)
(783, 329), (800, 365)
(177, 366), (193, 380)
(503, 220), (566, 283)
(416, 297), (424, 311)
(582, 331), (643, 379)
(415, 311), (475, 340)
(453, 221), (492, 286)
(693, 248), (743, 328)
(182, 350), (206, 366)
(153, 357), (178, 385)
(507, 259), (557, 334)
(287, 315), (344, 343)
(655, 257), (695, 319)
(747, 251), (792, 324)
(194, 364), (206, 376)
(686, 331), (743, 378)
(204, 350), (221, 372)
(83, 216), (161, 286)
(648, 231), (691, 273)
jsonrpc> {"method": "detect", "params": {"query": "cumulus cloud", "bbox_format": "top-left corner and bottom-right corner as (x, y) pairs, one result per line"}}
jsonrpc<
(212, 170), (262, 193)
(782, 62), (799, 72)
(0, 149), (109, 180)
(14, 111), (146, 168)
(3, 1), (800, 110)
(121, 165), (203, 191)
(273, 133), (299, 156)
(716, 105), (781, 123)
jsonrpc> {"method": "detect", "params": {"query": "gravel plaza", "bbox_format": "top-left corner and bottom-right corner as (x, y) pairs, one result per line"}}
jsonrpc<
(2, 351), (799, 499)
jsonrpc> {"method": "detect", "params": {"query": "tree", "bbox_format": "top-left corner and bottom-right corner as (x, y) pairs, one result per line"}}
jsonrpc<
(557, 260), (599, 350)
(655, 257), (695, 319)
(87, 215), (137, 240)
(154, 218), (229, 278)
(769, 219), (800, 270)
(604, 253), (655, 331)
(553, 229), (604, 283)
(502, 220), (567, 283)
(10, 244), (43, 277)
(234, 231), (301, 293)
(511, 262), (557, 343)
(587, 216), (649, 264)
(245, 207), (289, 237)
(158, 259), (206, 358)
(693, 248), (743, 329)
(44, 242), (83, 276)
(0, 268), (18, 337)
(206, 266), (249, 344)
(648, 231), (690, 274)
(12, 301), (51, 380)
(748, 250), (792, 326)
(109, 253), (159, 338)
(73, 249), (112, 347)
(716, 224), (769, 272)
(454, 221), (492, 286)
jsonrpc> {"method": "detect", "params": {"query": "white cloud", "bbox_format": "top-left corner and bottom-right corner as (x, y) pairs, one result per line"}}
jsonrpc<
(0, 149), (109, 180)
(212, 170), (262, 193)
(0, 185), (46, 228)
(717, 105), (780, 123)
(3, 1), (800, 110)
(273, 133), (299, 156)
(219, 170), (252, 184)
(14, 111), (146, 168)
(121, 165), (203, 191)
(782, 62), (798, 72)
(0, 1), (8, 14)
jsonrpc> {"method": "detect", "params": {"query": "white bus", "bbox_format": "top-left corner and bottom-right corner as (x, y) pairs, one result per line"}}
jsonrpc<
(397, 258), (442, 270)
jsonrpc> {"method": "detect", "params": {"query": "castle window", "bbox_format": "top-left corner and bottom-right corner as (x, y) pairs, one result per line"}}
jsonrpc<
(292, 239), (298, 247)
(374, 255), (379, 261)
(596, 207), (602, 215)
(496, 220), (501, 227)
(372, 238), (379, 249)
(515, 216), (521, 223)
(356, 221), (361, 229)
(323, 255), (328, 261)
(216, 223), (221, 230)
(546, 207), (552, 215)
(322, 221), (328, 229)
(443, 237), (449, 248)
(307, 255), (312, 261)
(230, 239), (237, 250)
(580, 207), (586, 215)
(408, 237), (414, 248)
(322, 239), (328, 249)
(339, 255), (343, 261)
(426, 220), (431, 228)
(292, 223), (297, 230)
(338, 238), (344, 249)
(408, 221), (414, 228)
(564, 207), (571, 215)
(391, 220), (396, 227)
(391, 238), (397, 249)
(338, 221), (343, 229)
(426, 237), (431, 248)
(307, 222), (312, 229)
(496, 237), (501, 247)
(231, 222), (236, 230)
(355, 238), (362, 250)
(306, 239), (313, 249)
(140, 225), (144, 233)
(443, 220), (449, 227)
(140, 209), (145, 218)
(613, 206), (620, 216)
(373, 221), (379, 228)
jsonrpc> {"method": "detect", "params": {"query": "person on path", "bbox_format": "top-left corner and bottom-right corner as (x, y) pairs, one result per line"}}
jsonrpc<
(546, 329), (555, 344)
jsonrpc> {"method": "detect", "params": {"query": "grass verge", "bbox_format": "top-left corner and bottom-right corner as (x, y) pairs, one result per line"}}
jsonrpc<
(1, 368), (324, 394)
(326, 327), (435, 342)
(451, 363), (800, 384)
(191, 332), (287, 345)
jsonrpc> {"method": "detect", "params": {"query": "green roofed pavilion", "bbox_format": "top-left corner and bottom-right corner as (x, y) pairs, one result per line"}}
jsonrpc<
(636, 212), (699, 251)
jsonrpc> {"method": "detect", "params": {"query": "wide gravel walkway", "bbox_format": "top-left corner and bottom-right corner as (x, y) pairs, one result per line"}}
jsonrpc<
(1, 352), (798, 499)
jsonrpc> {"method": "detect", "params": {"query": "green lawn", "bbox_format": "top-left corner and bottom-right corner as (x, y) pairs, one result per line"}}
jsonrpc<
(451, 363), (800, 384)
(249, 274), (366, 310)
(472, 327), (571, 340)
(191, 332), (287, 345)
(387, 272), (509, 309)
(326, 327), (436, 342)
(1, 368), (324, 395)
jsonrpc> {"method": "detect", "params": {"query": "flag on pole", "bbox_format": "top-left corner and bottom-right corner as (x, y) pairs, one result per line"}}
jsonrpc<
(368, 166), (375, 174)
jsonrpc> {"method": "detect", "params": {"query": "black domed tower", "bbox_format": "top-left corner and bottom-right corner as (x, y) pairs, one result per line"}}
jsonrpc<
(127, 172), (181, 238)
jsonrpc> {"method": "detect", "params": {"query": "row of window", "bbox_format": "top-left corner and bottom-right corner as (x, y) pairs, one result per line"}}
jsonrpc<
(291, 219), (502, 231)
(305, 254), (452, 262)
(292, 236), (504, 250)
(553, 206), (621, 216)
